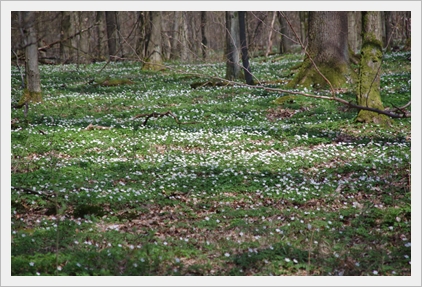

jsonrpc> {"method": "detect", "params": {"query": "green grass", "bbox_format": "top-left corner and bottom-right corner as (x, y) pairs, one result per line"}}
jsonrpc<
(10, 52), (411, 276)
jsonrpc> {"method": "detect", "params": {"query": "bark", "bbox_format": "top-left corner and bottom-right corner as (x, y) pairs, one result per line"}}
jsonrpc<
(170, 11), (181, 60)
(288, 11), (351, 89)
(17, 11), (42, 109)
(278, 11), (301, 54)
(225, 11), (242, 80)
(201, 11), (207, 59)
(143, 11), (164, 71)
(60, 11), (78, 64)
(105, 11), (122, 60)
(180, 12), (189, 62)
(348, 11), (362, 55)
(76, 11), (91, 64)
(238, 11), (253, 85)
(356, 11), (391, 125)
(95, 11), (109, 61)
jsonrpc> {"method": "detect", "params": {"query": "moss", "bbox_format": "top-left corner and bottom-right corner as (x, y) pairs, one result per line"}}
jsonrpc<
(142, 60), (166, 71)
(14, 89), (42, 108)
(287, 59), (350, 89)
(95, 78), (134, 87)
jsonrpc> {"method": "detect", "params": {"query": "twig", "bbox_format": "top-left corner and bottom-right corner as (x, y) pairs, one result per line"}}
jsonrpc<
(12, 186), (54, 201)
(133, 111), (198, 126)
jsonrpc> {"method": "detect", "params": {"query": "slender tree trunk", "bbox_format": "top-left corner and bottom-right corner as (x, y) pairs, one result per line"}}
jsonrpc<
(356, 11), (390, 125)
(180, 12), (189, 62)
(95, 11), (109, 61)
(143, 11), (164, 71)
(238, 11), (253, 85)
(278, 11), (301, 54)
(201, 11), (207, 60)
(299, 11), (308, 47)
(105, 11), (120, 60)
(170, 11), (181, 60)
(288, 11), (351, 89)
(60, 11), (78, 64)
(77, 11), (91, 64)
(17, 11), (42, 111)
(225, 11), (241, 80)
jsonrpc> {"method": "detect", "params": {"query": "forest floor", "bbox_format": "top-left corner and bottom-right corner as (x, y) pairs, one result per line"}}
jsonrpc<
(10, 52), (411, 278)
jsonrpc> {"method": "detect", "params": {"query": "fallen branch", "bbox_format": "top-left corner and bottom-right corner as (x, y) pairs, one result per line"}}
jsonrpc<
(133, 111), (199, 126)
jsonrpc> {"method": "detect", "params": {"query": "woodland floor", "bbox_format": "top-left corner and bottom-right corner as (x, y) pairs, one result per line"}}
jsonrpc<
(10, 52), (412, 278)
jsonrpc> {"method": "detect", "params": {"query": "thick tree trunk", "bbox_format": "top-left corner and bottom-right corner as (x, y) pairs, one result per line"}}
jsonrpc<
(348, 11), (362, 55)
(238, 11), (253, 85)
(143, 11), (164, 71)
(201, 11), (207, 60)
(278, 11), (301, 54)
(16, 11), (42, 110)
(288, 11), (350, 89)
(356, 12), (390, 125)
(225, 11), (242, 80)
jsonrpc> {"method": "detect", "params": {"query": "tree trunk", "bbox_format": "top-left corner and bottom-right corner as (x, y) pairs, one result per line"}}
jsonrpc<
(238, 11), (253, 85)
(95, 12), (109, 61)
(143, 11), (164, 71)
(170, 11), (181, 60)
(201, 11), (207, 60)
(60, 11), (78, 64)
(180, 12), (189, 62)
(105, 11), (121, 60)
(16, 11), (42, 110)
(278, 11), (301, 54)
(77, 11), (91, 64)
(348, 11), (362, 55)
(288, 11), (350, 89)
(225, 11), (242, 80)
(356, 12), (391, 125)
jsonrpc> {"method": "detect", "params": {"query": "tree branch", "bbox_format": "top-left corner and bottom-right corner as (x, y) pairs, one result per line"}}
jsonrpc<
(133, 111), (199, 126)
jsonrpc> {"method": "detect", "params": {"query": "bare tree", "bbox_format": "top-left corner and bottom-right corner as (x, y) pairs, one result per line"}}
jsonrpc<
(105, 11), (121, 60)
(143, 11), (164, 70)
(278, 11), (301, 54)
(200, 11), (207, 59)
(95, 11), (109, 61)
(60, 11), (78, 64)
(15, 11), (42, 112)
(238, 11), (253, 85)
(225, 11), (242, 80)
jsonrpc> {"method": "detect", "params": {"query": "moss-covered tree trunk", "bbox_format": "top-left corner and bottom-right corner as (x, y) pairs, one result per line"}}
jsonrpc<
(356, 12), (391, 125)
(288, 11), (350, 89)
(17, 11), (42, 108)
(143, 11), (164, 71)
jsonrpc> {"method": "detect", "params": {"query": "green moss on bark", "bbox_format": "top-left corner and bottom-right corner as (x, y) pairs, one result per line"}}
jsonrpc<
(287, 59), (350, 89)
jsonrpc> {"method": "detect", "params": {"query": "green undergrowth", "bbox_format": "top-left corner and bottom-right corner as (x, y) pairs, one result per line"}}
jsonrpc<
(11, 52), (411, 276)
